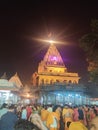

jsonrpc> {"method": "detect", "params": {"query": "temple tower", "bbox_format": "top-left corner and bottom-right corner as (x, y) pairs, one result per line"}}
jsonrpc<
(32, 44), (80, 86)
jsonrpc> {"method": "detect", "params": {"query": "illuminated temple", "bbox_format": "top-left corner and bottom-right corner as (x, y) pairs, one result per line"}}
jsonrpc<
(33, 44), (80, 86)
(32, 44), (91, 105)
(0, 44), (95, 105)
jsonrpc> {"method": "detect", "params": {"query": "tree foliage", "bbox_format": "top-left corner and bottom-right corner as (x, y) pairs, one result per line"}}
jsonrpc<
(79, 19), (98, 83)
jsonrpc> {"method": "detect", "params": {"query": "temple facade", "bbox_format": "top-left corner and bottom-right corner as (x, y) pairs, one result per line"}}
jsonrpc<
(31, 44), (90, 105)
(0, 44), (92, 105)
(32, 44), (80, 87)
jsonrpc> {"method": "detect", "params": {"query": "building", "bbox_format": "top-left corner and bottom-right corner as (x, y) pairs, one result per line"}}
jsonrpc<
(0, 73), (23, 105)
(32, 44), (90, 105)
(32, 43), (80, 86)
(0, 72), (40, 106)
(0, 44), (92, 105)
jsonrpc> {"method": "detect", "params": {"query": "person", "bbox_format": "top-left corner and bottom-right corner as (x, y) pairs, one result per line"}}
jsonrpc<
(0, 103), (8, 119)
(89, 116), (98, 130)
(73, 106), (79, 121)
(0, 104), (18, 130)
(78, 106), (84, 124)
(62, 105), (73, 130)
(68, 121), (88, 130)
(29, 108), (48, 130)
(41, 105), (49, 126)
(21, 106), (27, 120)
(26, 104), (32, 120)
(66, 105), (88, 130)
(46, 105), (60, 130)
(14, 119), (41, 130)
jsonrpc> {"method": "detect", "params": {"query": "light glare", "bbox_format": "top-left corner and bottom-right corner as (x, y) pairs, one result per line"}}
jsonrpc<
(48, 40), (54, 43)
(32, 38), (65, 44)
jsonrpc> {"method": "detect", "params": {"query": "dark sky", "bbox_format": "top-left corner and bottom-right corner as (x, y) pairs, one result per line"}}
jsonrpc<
(0, 1), (98, 83)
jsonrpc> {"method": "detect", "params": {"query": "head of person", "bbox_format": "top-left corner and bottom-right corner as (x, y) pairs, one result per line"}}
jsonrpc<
(66, 121), (72, 128)
(1, 103), (8, 109)
(8, 104), (15, 112)
(53, 105), (61, 112)
(14, 119), (41, 130)
(90, 116), (98, 130)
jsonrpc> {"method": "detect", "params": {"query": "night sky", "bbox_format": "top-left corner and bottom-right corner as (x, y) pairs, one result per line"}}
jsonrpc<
(0, 1), (98, 83)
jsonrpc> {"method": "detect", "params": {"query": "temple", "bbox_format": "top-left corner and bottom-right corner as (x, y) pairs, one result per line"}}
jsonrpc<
(0, 44), (94, 105)
(0, 44), (96, 105)
(32, 43), (80, 86)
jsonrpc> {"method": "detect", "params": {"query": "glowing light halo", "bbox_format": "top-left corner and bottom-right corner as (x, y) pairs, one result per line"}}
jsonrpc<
(32, 38), (65, 44)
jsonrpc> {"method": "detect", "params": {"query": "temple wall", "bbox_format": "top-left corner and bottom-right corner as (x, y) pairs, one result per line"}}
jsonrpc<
(37, 92), (91, 106)
(38, 75), (79, 85)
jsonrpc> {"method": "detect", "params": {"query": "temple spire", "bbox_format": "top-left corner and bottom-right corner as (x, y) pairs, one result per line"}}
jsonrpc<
(43, 44), (65, 66)
(34, 43), (80, 86)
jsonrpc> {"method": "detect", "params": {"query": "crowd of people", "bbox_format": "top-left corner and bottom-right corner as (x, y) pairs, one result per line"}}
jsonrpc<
(0, 103), (98, 130)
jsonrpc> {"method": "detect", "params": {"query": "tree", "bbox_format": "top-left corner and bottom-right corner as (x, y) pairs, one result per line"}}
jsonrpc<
(79, 19), (98, 83)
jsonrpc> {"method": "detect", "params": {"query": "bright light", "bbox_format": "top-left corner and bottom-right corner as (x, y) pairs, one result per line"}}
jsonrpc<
(75, 94), (79, 97)
(68, 94), (72, 97)
(51, 56), (57, 61)
(0, 90), (10, 92)
(10, 93), (13, 97)
(69, 102), (72, 105)
(27, 94), (30, 97)
(32, 38), (65, 44)
(48, 40), (54, 44)
(57, 93), (61, 96)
